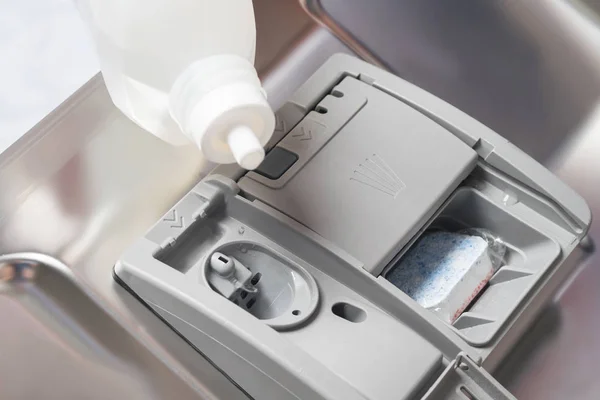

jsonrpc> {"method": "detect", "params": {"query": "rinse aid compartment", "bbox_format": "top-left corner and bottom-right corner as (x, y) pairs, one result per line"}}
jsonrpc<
(117, 176), (445, 400)
(115, 55), (590, 399)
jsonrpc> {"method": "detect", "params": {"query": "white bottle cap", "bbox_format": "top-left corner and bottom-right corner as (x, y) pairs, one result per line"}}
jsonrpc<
(169, 55), (275, 169)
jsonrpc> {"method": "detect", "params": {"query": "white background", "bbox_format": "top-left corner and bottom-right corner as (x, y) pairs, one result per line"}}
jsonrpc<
(0, 0), (99, 152)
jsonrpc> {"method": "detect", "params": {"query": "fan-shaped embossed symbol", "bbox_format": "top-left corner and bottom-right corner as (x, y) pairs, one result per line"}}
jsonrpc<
(351, 154), (405, 198)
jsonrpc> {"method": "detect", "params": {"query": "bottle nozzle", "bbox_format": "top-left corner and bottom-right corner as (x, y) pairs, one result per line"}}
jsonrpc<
(227, 125), (265, 170)
(170, 55), (275, 167)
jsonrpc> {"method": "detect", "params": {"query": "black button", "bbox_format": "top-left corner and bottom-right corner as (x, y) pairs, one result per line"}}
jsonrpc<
(254, 147), (299, 180)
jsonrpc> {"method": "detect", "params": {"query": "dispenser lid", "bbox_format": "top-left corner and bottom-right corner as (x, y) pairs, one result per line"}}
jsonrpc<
(240, 76), (478, 274)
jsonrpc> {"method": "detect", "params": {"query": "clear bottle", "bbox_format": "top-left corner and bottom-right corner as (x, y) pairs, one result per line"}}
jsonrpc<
(75, 0), (274, 170)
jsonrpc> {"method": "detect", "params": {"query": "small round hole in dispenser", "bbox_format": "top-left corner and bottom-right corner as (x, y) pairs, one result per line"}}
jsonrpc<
(251, 273), (262, 285)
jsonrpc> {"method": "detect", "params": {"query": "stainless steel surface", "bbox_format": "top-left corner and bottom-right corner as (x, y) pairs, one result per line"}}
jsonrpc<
(0, 2), (351, 397)
(303, 0), (600, 164)
(0, 253), (209, 399)
(495, 106), (600, 399)
(2, 0), (600, 398)
(305, 0), (600, 398)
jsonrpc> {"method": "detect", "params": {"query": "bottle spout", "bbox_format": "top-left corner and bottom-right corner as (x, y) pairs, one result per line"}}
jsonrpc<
(227, 125), (265, 170)
(169, 55), (275, 167)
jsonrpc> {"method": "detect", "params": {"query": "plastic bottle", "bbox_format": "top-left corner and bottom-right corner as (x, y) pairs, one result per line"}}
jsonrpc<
(75, 0), (274, 170)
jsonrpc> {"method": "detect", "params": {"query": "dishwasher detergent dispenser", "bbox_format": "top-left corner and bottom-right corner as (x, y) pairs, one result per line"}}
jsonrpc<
(115, 55), (591, 400)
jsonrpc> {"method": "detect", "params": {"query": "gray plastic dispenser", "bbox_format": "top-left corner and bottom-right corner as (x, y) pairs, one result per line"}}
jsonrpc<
(115, 55), (591, 400)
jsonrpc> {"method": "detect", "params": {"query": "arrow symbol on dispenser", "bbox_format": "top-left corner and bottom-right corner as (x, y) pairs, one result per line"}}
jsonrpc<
(164, 210), (177, 222)
(292, 126), (312, 141)
(171, 217), (184, 229)
(164, 210), (185, 229)
(274, 115), (286, 133)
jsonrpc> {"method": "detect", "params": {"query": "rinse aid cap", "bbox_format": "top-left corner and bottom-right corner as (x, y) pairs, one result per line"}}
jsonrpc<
(169, 54), (275, 170)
